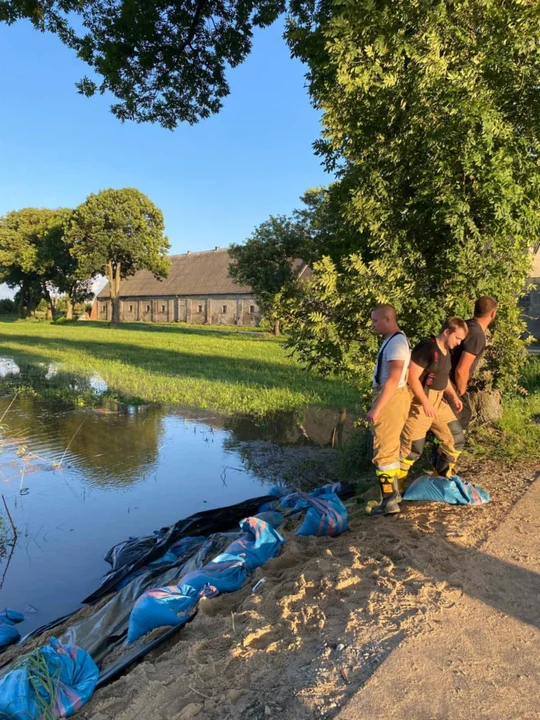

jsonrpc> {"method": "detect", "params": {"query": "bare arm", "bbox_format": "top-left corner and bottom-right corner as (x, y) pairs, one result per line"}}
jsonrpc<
(454, 351), (476, 396)
(407, 360), (437, 418)
(366, 361), (404, 424)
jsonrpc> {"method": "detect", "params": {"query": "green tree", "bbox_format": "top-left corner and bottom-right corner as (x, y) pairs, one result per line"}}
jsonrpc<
(39, 210), (93, 319)
(67, 188), (170, 324)
(0, 0), (285, 128)
(0, 207), (58, 318)
(284, 0), (540, 390)
(229, 215), (311, 335)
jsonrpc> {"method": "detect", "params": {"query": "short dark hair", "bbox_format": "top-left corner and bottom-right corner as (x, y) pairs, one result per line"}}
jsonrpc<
(474, 296), (497, 318)
(441, 317), (468, 335)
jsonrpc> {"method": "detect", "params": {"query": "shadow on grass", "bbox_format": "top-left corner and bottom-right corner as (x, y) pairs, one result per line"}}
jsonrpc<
(0, 332), (358, 408)
(0, 317), (270, 341)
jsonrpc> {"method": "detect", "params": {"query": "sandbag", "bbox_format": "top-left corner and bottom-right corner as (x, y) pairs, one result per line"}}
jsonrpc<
(0, 608), (24, 650)
(403, 474), (491, 505)
(127, 583), (204, 644)
(0, 638), (98, 719)
(223, 516), (285, 572)
(280, 491), (349, 537)
(127, 556), (248, 643)
(87, 494), (278, 603)
(128, 517), (284, 643)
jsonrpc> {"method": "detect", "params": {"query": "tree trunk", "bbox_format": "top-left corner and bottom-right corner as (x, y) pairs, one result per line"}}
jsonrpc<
(111, 297), (120, 324)
(42, 286), (56, 320)
(27, 291), (36, 317)
(17, 285), (26, 318)
(107, 261), (122, 325)
(470, 390), (502, 424)
(66, 296), (73, 320)
(273, 318), (280, 336)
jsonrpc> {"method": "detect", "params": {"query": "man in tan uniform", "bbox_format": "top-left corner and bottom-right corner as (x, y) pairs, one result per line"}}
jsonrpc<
(400, 318), (468, 482)
(366, 305), (411, 516)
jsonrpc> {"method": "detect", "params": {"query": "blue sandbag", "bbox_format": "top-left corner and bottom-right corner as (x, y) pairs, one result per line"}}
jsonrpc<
(127, 583), (203, 644)
(128, 516), (285, 643)
(224, 516), (285, 571)
(403, 474), (490, 505)
(0, 637), (98, 719)
(178, 555), (249, 595)
(128, 556), (248, 643)
(0, 609), (24, 650)
(280, 491), (349, 537)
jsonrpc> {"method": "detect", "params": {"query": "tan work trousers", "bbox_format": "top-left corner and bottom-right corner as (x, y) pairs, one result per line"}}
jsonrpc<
(371, 385), (411, 475)
(400, 389), (465, 477)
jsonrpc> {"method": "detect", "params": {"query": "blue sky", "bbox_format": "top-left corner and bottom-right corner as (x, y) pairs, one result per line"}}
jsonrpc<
(0, 17), (328, 263)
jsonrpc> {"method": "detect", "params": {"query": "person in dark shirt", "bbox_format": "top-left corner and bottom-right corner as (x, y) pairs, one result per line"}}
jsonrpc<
(400, 317), (468, 481)
(451, 296), (498, 431)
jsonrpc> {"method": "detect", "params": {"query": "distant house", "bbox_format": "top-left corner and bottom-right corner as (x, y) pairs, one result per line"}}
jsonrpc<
(95, 248), (310, 326)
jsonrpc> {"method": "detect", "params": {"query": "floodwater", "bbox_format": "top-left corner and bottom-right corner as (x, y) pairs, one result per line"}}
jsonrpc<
(0, 357), (354, 637)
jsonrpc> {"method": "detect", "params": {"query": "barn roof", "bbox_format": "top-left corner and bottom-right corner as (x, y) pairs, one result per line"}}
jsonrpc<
(97, 248), (311, 299)
(98, 248), (252, 298)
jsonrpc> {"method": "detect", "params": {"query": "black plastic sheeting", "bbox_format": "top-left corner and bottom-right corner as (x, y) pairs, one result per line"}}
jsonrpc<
(3, 496), (276, 678)
(83, 495), (279, 604)
(6, 485), (355, 689)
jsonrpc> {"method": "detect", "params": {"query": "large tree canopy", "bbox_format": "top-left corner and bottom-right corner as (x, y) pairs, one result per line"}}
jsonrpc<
(67, 187), (170, 324)
(0, 207), (61, 317)
(39, 209), (94, 319)
(281, 0), (540, 390)
(0, 0), (285, 128)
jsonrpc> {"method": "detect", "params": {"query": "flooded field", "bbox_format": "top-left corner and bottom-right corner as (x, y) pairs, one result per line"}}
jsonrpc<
(0, 357), (355, 638)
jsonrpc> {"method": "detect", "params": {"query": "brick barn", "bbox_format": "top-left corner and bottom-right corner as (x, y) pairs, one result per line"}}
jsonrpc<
(95, 248), (281, 326)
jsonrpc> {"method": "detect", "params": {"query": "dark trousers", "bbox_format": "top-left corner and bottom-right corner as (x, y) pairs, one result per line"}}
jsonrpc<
(455, 391), (473, 432)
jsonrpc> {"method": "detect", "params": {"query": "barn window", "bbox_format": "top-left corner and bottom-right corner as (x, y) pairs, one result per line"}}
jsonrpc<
(222, 305), (227, 314)
(129, 304), (133, 312)
(101, 305), (105, 313)
(198, 305), (203, 313)
(161, 304), (166, 313)
(146, 305), (150, 312)
(250, 305), (255, 314)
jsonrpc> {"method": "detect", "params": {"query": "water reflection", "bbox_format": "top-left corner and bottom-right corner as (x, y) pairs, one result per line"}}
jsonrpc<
(0, 356), (355, 634)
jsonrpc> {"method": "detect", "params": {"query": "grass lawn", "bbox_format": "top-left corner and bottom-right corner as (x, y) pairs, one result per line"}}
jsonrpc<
(0, 319), (363, 415)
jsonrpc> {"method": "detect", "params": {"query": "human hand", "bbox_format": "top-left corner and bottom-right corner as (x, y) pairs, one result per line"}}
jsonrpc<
(422, 401), (437, 418)
(366, 406), (379, 424)
(453, 397), (463, 413)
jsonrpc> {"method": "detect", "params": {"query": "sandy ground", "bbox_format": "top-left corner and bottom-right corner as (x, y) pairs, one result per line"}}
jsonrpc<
(67, 459), (538, 720)
(337, 476), (540, 720)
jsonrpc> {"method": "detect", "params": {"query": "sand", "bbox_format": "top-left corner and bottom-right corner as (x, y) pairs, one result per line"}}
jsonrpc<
(71, 460), (538, 720)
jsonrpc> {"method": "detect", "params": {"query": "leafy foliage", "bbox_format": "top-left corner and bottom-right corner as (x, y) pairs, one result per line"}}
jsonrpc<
(0, 208), (59, 317)
(0, 0), (285, 128)
(0, 207), (92, 319)
(229, 214), (311, 333)
(67, 188), (170, 323)
(283, 0), (540, 390)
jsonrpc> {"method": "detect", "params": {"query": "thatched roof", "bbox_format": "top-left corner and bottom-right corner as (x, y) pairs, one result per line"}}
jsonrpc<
(98, 249), (252, 299)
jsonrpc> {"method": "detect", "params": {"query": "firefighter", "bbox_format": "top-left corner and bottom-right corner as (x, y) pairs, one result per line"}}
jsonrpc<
(451, 296), (498, 431)
(365, 304), (411, 516)
(400, 318), (468, 484)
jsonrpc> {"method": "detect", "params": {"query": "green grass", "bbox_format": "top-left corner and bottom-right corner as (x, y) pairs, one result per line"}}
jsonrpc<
(0, 319), (362, 415)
